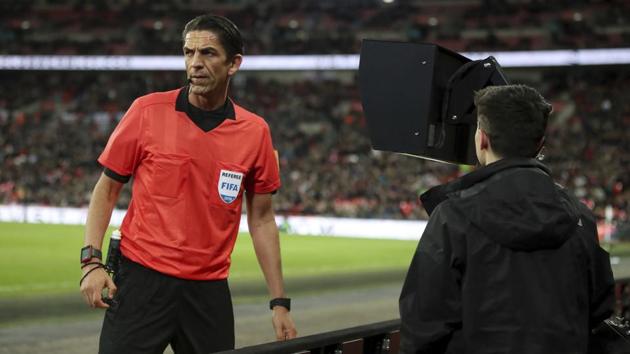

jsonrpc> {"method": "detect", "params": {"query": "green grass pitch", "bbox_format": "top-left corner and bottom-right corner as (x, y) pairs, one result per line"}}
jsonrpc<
(0, 222), (418, 298)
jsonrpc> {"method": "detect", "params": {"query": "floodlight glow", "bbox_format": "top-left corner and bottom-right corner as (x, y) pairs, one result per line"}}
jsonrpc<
(1, 48), (629, 71)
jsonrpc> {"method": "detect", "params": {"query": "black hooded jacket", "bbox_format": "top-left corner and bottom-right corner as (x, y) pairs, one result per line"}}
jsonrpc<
(399, 159), (615, 354)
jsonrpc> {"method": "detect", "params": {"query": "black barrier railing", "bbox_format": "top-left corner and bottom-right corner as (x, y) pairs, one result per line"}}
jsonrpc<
(216, 319), (400, 354)
(223, 278), (630, 354)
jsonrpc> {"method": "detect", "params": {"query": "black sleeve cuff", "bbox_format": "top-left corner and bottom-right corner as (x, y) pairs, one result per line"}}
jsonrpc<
(104, 168), (131, 183)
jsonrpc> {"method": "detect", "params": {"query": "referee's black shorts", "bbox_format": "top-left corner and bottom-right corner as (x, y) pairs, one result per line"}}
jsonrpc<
(99, 256), (234, 354)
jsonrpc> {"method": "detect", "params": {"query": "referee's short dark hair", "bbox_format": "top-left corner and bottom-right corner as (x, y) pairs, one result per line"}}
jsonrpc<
(474, 84), (552, 158)
(182, 14), (244, 60)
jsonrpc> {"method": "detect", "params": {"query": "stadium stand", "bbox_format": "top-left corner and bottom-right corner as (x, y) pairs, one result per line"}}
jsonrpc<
(1, 0), (630, 55)
(0, 0), (628, 237)
(0, 67), (628, 231)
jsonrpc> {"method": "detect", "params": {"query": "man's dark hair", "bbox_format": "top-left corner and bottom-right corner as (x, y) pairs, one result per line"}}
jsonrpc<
(474, 84), (552, 158)
(182, 14), (244, 60)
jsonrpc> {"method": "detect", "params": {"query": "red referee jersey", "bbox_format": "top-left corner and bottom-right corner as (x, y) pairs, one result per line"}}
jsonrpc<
(98, 89), (280, 280)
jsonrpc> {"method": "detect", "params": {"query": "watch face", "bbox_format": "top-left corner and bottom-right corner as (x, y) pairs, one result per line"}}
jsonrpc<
(81, 246), (92, 263)
(81, 246), (102, 263)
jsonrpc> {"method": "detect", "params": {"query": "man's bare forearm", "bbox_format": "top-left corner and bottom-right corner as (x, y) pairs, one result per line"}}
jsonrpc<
(247, 192), (297, 340)
(250, 218), (285, 298)
(84, 173), (124, 249)
(246, 192), (286, 298)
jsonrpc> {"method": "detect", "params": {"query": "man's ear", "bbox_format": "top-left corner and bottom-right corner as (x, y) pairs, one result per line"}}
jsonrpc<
(228, 54), (243, 76)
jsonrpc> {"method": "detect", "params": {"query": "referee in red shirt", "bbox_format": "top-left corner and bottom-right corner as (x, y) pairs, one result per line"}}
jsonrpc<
(79, 14), (297, 353)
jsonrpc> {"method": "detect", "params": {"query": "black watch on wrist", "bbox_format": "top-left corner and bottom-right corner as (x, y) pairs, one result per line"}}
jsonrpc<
(269, 297), (291, 311)
(80, 246), (102, 264)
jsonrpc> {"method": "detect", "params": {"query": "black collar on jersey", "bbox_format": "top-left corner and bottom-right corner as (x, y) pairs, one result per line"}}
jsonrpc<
(176, 86), (236, 132)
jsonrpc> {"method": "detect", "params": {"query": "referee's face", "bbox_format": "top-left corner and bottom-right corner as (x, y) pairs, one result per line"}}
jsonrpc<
(183, 30), (242, 97)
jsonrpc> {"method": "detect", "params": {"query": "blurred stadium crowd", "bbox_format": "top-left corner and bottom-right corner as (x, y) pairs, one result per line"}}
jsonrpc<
(0, 0), (629, 237)
(2, 0), (630, 55)
(0, 68), (628, 228)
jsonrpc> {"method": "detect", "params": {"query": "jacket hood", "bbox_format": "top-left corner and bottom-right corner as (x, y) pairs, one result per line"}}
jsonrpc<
(421, 159), (580, 251)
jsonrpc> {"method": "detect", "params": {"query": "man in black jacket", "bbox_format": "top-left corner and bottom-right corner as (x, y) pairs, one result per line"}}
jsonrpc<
(399, 85), (615, 353)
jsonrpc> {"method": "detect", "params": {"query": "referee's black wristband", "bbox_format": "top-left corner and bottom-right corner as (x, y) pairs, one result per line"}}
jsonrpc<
(269, 297), (291, 311)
